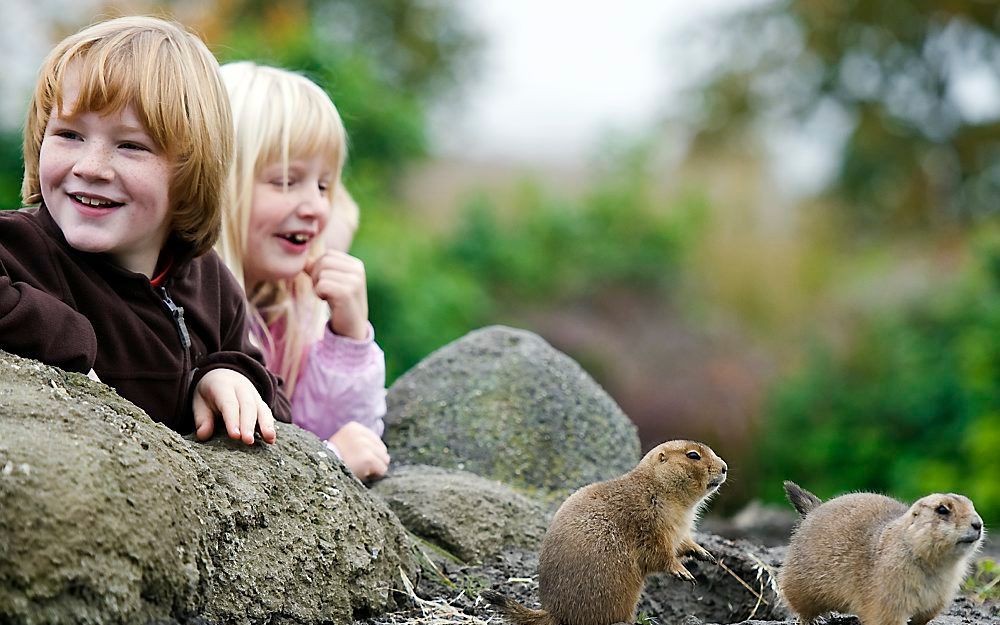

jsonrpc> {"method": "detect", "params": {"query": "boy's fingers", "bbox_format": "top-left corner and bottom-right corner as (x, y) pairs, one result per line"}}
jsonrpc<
(192, 393), (215, 441)
(257, 399), (276, 444)
(235, 383), (259, 445)
(216, 393), (241, 441)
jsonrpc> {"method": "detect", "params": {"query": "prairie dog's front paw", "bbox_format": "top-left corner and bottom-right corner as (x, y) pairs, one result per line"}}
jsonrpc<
(687, 543), (716, 563)
(669, 561), (696, 584)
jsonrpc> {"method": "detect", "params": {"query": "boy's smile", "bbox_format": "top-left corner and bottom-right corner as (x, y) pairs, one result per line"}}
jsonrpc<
(39, 66), (173, 278)
(70, 192), (124, 211)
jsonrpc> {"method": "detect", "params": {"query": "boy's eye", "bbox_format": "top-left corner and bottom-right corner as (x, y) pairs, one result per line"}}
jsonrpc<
(318, 182), (330, 193)
(120, 142), (149, 151)
(55, 130), (81, 140)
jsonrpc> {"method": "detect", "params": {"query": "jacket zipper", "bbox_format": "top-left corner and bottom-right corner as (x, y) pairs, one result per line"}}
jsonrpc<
(158, 285), (192, 351)
(158, 284), (194, 426)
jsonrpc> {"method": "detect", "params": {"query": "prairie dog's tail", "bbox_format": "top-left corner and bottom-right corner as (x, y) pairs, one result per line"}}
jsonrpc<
(481, 590), (556, 625)
(783, 481), (823, 517)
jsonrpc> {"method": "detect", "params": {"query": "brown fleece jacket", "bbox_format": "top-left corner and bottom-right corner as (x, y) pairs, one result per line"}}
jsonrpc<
(0, 205), (291, 433)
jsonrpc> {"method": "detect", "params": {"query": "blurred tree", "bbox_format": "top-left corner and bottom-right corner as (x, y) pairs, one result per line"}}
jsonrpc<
(360, 143), (706, 381)
(0, 132), (21, 208)
(756, 228), (1000, 523)
(202, 0), (480, 190)
(685, 0), (1000, 231)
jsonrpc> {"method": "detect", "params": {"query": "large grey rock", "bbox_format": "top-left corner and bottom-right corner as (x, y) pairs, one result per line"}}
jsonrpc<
(0, 351), (416, 625)
(371, 465), (549, 563)
(383, 326), (640, 498)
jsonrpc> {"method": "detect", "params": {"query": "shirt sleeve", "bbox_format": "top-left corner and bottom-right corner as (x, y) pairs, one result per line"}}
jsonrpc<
(0, 234), (98, 374)
(0, 277), (98, 373)
(290, 322), (387, 441)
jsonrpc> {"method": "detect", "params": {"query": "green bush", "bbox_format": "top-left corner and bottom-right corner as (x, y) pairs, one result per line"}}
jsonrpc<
(0, 131), (22, 209)
(445, 149), (706, 306)
(756, 229), (1000, 524)
(356, 146), (706, 383)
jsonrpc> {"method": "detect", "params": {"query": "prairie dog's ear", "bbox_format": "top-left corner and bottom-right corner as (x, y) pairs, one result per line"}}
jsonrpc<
(658, 451), (668, 463)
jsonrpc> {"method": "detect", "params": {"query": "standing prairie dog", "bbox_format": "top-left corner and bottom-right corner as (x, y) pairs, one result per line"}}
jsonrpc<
(780, 481), (984, 625)
(484, 440), (727, 625)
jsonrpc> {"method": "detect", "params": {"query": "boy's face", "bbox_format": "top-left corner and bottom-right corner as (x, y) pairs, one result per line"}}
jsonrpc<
(39, 67), (172, 277)
(244, 156), (334, 290)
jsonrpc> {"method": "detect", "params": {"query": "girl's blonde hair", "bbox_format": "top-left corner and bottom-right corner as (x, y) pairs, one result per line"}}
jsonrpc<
(22, 15), (232, 257)
(217, 61), (355, 396)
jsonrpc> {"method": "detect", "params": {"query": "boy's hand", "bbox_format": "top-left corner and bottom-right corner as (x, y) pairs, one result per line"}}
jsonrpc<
(193, 368), (276, 445)
(305, 251), (368, 340)
(327, 421), (389, 481)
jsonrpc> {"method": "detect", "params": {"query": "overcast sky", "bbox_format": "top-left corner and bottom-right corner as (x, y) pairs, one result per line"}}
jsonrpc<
(433, 0), (768, 165)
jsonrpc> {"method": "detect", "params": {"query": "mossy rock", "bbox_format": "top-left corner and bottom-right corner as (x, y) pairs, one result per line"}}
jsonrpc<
(0, 350), (416, 624)
(384, 325), (640, 499)
(371, 464), (549, 564)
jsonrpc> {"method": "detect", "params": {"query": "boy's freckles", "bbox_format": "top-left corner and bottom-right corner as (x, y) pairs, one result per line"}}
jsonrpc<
(39, 67), (173, 278)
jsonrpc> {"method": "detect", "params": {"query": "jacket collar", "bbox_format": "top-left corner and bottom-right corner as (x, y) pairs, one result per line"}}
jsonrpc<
(29, 203), (196, 285)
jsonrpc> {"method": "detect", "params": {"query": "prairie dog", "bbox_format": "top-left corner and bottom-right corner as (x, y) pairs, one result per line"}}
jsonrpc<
(780, 481), (984, 625)
(484, 440), (727, 625)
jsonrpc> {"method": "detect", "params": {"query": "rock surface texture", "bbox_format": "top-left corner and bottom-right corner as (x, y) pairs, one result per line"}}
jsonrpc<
(371, 464), (549, 563)
(383, 325), (641, 500)
(0, 351), (416, 625)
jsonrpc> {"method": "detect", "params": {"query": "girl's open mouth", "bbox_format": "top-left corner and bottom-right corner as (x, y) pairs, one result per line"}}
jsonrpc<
(275, 231), (314, 252)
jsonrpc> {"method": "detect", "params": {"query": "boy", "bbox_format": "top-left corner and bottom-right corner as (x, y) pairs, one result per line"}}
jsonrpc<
(0, 16), (289, 443)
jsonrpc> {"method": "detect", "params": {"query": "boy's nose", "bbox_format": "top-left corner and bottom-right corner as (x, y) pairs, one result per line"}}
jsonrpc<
(72, 144), (114, 181)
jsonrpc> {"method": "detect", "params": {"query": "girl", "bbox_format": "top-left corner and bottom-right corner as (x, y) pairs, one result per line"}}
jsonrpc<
(0, 16), (289, 443)
(216, 62), (389, 480)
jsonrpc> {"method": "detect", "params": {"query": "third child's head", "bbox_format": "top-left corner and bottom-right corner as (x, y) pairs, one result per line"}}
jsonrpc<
(217, 61), (355, 293)
(22, 16), (232, 276)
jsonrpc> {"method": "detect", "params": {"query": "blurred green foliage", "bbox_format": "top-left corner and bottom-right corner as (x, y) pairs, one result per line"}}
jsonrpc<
(211, 0), (479, 184)
(0, 131), (20, 207)
(962, 558), (1000, 601)
(756, 229), (1000, 523)
(686, 0), (1000, 231)
(446, 147), (704, 304)
(357, 146), (706, 381)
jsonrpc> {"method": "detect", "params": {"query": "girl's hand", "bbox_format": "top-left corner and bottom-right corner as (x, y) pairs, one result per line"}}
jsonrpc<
(327, 421), (390, 481)
(193, 368), (277, 445)
(305, 251), (368, 340)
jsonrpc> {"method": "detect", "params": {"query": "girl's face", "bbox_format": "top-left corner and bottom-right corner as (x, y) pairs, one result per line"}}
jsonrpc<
(39, 67), (172, 277)
(245, 156), (334, 290)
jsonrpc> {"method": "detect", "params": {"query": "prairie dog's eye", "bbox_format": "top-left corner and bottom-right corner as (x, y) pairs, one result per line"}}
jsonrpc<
(935, 504), (951, 516)
(686, 451), (701, 460)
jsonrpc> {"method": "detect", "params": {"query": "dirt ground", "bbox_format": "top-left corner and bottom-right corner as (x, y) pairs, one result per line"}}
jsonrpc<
(357, 533), (1000, 625)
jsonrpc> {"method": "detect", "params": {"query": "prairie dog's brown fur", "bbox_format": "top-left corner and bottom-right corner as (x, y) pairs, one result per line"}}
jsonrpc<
(780, 481), (984, 625)
(484, 440), (727, 625)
